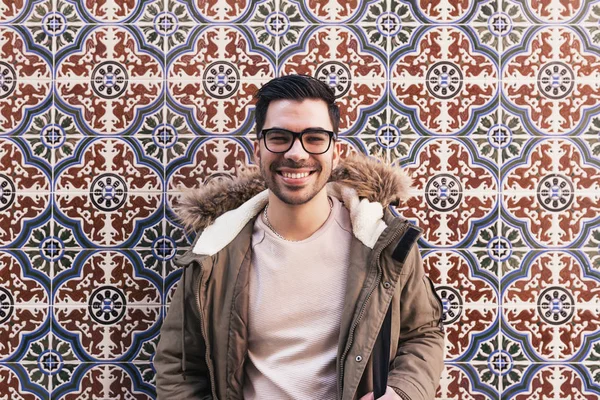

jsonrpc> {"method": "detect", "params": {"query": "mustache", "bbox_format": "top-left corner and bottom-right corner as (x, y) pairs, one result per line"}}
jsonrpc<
(269, 160), (322, 171)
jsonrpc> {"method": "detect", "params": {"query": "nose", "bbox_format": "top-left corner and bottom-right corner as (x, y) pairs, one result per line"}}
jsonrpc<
(284, 137), (309, 162)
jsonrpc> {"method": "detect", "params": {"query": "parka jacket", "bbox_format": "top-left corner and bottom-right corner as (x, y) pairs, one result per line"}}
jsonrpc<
(155, 155), (445, 400)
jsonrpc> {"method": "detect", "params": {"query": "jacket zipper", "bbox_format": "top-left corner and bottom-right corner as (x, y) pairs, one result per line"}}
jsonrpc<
(195, 262), (218, 399)
(337, 222), (408, 400)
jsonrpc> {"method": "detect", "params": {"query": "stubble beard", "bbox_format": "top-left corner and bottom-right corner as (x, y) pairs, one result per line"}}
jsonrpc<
(259, 157), (331, 206)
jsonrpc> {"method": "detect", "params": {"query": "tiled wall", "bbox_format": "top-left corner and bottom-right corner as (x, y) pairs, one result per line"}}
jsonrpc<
(1, 0), (600, 398)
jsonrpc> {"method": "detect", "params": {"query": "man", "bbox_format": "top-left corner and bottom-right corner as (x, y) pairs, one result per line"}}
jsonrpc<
(155, 75), (444, 399)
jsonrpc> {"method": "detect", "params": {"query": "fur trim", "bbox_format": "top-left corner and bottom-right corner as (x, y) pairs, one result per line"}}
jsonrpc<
(330, 154), (412, 206)
(174, 153), (412, 233)
(174, 169), (264, 234)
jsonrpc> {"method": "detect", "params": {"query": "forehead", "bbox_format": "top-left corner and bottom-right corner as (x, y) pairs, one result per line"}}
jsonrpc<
(264, 99), (332, 131)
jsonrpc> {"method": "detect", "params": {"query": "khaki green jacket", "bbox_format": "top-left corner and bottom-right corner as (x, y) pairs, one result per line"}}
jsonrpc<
(155, 155), (445, 400)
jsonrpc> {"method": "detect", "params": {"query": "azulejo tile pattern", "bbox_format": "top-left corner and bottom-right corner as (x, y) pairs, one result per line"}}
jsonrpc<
(1, 0), (600, 398)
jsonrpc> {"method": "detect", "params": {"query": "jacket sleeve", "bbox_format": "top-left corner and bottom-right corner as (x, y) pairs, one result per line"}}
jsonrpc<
(387, 246), (445, 400)
(155, 266), (213, 400)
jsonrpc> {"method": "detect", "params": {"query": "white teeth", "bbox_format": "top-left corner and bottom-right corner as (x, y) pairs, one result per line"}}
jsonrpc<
(281, 172), (310, 179)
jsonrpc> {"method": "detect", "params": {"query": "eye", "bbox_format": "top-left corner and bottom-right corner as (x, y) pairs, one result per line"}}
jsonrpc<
(304, 132), (329, 143)
(266, 130), (292, 143)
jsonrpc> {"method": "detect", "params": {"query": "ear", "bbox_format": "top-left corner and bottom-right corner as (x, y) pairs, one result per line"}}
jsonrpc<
(253, 139), (261, 164)
(332, 141), (341, 169)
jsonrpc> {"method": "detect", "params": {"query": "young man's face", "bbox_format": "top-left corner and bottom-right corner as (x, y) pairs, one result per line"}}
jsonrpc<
(253, 98), (340, 206)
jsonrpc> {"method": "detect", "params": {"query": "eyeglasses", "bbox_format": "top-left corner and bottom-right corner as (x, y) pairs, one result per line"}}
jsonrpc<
(259, 128), (336, 155)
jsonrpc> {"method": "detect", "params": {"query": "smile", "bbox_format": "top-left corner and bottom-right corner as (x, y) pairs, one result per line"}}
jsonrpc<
(278, 171), (313, 179)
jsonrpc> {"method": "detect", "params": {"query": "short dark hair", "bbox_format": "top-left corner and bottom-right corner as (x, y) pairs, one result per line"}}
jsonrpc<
(254, 75), (340, 136)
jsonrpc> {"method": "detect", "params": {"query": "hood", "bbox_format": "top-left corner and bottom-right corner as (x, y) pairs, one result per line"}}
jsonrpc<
(174, 154), (413, 255)
(175, 154), (412, 231)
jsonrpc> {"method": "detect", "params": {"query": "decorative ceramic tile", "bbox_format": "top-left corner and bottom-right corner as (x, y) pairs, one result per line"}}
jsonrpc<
(166, 25), (276, 135)
(502, 25), (600, 135)
(280, 0), (381, 24)
(394, 138), (499, 248)
(469, 0), (532, 53)
(53, 137), (164, 248)
(481, 106), (535, 165)
(52, 363), (156, 399)
(349, 107), (419, 162)
(0, 251), (50, 364)
(504, 0), (597, 24)
(0, 26), (53, 136)
(166, 136), (255, 191)
(58, 0), (159, 24)
(279, 25), (387, 132)
(369, 0), (420, 54)
(140, 0), (195, 54)
(437, 363), (499, 399)
(55, 25), (164, 135)
(502, 364), (600, 399)
(390, 25), (499, 136)
(171, 0), (264, 23)
(398, 0), (491, 24)
(53, 250), (162, 361)
(246, 0), (305, 57)
(0, 1), (35, 24)
(0, 363), (49, 399)
(472, 333), (531, 394)
(423, 250), (499, 361)
(0, 139), (52, 248)
(501, 138), (600, 248)
(502, 250), (600, 362)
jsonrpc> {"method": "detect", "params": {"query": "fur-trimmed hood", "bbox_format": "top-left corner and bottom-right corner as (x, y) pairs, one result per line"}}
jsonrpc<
(174, 154), (413, 255)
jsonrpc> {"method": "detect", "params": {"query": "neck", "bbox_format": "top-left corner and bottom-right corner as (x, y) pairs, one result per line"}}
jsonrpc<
(265, 190), (332, 241)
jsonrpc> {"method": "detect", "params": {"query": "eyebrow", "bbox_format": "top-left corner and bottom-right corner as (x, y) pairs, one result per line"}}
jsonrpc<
(268, 127), (330, 131)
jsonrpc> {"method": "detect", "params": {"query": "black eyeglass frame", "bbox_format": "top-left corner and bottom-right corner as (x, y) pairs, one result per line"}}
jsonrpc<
(258, 128), (337, 155)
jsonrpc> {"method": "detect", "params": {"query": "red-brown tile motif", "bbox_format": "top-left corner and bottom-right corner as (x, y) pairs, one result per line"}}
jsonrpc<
(297, 0), (372, 23)
(0, 252), (49, 360)
(55, 26), (163, 135)
(391, 26), (498, 135)
(53, 250), (161, 360)
(167, 137), (255, 191)
(180, 0), (253, 22)
(79, 0), (149, 23)
(510, 0), (589, 23)
(424, 250), (498, 360)
(167, 26), (275, 134)
(55, 364), (154, 399)
(503, 26), (600, 135)
(0, 1), (29, 23)
(54, 138), (162, 247)
(437, 364), (497, 399)
(0, 364), (43, 399)
(0, 140), (50, 247)
(396, 139), (498, 247)
(502, 139), (600, 248)
(503, 251), (600, 361)
(504, 365), (599, 399)
(279, 26), (386, 132)
(0, 27), (52, 135)
(411, 0), (479, 23)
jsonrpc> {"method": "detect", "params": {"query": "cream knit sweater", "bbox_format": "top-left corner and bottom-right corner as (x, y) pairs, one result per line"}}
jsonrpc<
(243, 197), (353, 400)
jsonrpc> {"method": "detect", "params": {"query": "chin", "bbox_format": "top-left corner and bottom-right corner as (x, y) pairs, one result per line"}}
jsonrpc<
(275, 194), (315, 206)
(269, 186), (317, 206)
